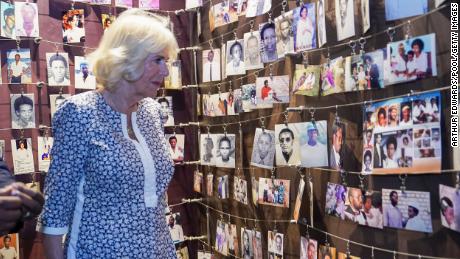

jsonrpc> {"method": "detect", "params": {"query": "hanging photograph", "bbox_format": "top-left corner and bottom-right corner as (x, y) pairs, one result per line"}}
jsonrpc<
(245, 0), (271, 18)
(361, 0), (370, 33)
(37, 136), (53, 172)
(325, 182), (347, 220)
(164, 60), (182, 90)
(74, 56), (96, 89)
(215, 134), (236, 168)
(139, 0), (159, 9)
(226, 39), (246, 76)
(275, 10), (295, 57)
(259, 22), (278, 63)
(293, 177), (305, 221)
(234, 176), (248, 205)
(166, 213), (184, 244)
(274, 124), (301, 166)
(321, 57), (345, 96)
(317, 0), (327, 47)
(292, 65), (321, 96)
(359, 49), (385, 90)
(176, 246), (189, 259)
(11, 138), (34, 174)
(295, 121), (328, 168)
(197, 251), (212, 259)
(62, 9), (85, 43)
(11, 94), (35, 129)
(258, 177), (290, 208)
(329, 120), (347, 170)
(0, 234), (20, 259)
(241, 227), (254, 258)
(91, 0), (111, 4)
(101, 13), (115, 32)
(165, 134), (185, 163)
(384, 0), (428, 21)
(253, 230), (263, 259)
(293, 3), (317, 52)
(241, 83), (257, 111)
(46, 52), (71, 87)
(267, 231), (284, 258)
(362, 190), (384, 229)
(387, 33), (437, 85)
(209, 92), (230, 117)
(202, 48), (221, 82)
(186, 0), (203, 9)
(209, 1), (236, 31)
(193, 170), (203, 193)
(318, 245), (337, 259)
(155, 96), (175, 127)
(244, 31), (264, 70)
(251, 176), (259, 206)
(250, 128), (276, 169)
(363, 91), (441, 174)
(255, 75), (290, 108)
(300, 237), (317, 259)
(115, 0), (133, 8)
(7, 48), (32, 84)
(201, 134), (217, 166)
(207, 174), (214, 196)
(338, 252), (360, 259)
(15, 2), (39, 37)
(215, 220), (229, 255)
(1, 1), (15, 38)
(0, 140), (4, 161)
(382, 189), (433, 233)
(228, 89), (244, 115)
(335, 0), (355, 41)
(344, 55), (364, 92)
(221, 42), (227, 79)
(342, 187), (369, 225)
(50, 94), (70, 118)
(229, 0), (248, 17)
(228, 224), (239, 257)
(439, 184), (460, 233)
(217, 175), (229, 199)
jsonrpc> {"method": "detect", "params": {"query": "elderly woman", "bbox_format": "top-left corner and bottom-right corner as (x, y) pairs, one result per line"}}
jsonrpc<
(37, 9), (178, 258)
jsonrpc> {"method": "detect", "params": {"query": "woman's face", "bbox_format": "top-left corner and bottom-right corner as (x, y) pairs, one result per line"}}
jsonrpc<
(378, 113), (386, 126)
(51, 60), (66, 82)
(301, 8), (308, 18)
(390, 108), (397, 120)
(131, 51), (169, 99)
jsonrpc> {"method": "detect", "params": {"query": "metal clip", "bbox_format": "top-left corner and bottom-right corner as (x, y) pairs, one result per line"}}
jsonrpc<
(387, 27), (396, 42)
(208, 39), (214, 50)
(269, 64), (274, 80)
(399, 174), (407, 193)
(260, 117), (265, 132)
(302, 51), (309, 68)
(340, 169), (348, 187)
(233, 30), (238, 41)
(223, 124), (227, 136)
(250, 20), (255, 34)
(284, 110), (289, 125)
(359, 174), (366, 191)
(349, 40), (357, 56)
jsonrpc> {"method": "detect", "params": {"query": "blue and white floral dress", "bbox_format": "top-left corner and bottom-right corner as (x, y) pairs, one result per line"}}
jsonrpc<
(37, 91), (176, 258)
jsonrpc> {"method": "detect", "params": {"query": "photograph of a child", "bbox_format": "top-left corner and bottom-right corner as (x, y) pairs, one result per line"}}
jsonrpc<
(388, 33), (437, 85)
(258, 177), (290, 208)
(215, 134), (236, 168)
(234, 176), (248, 204)
(11, 94), (35, 130)
(321, 57), (345, 96)
(201, 134), (217, 166)
(38, 136), (53, 172)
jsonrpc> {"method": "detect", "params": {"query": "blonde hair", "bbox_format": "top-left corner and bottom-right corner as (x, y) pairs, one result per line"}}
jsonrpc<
(88, 9), (178, 91)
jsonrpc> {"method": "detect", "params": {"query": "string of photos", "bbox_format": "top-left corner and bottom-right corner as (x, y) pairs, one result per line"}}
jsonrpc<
(165, 1), (455, 259)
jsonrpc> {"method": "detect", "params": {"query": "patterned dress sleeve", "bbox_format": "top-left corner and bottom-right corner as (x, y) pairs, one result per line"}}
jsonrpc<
(37, 101), (89, 235)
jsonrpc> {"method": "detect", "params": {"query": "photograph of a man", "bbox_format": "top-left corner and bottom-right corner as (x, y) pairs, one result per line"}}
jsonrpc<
(275, 11), (294, 56)
(251, 128), (275, 169)
(0, 235), (18, 259)
(244, 32), (263, 70)
(156, 96), (174, 126)
(275, 125), (300, 166)
(300, 121), (328, 168)
(329, 122), (344, 170)
(46, 53), (70, 86)
(7, 49), (32, 84)
(165, 134), (184, 163)
(11, 94), (35, 129)
(383, 190), (403, 228)
(15, 2), (39, 37)
(166, 213), (184, 244)
(202, 49), (221, 82)
(335, 0), (355, 41)
(200, 134), (216, 166)
(75, 56), (96, 89)
(343, 187), (367, 225)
